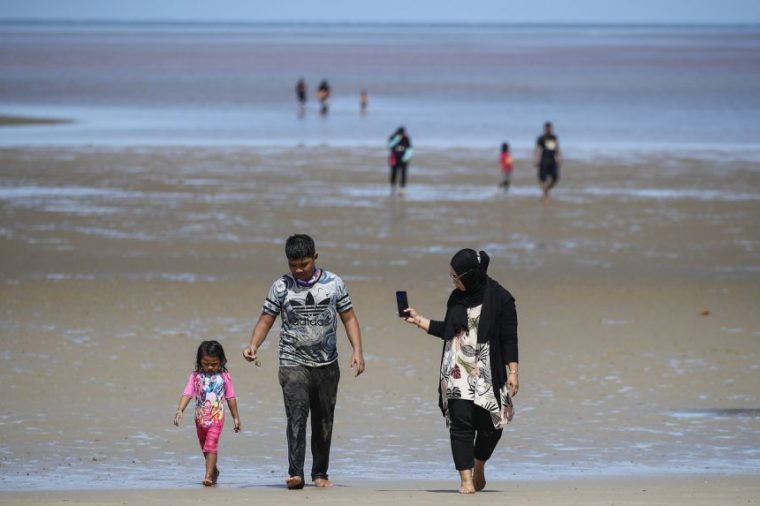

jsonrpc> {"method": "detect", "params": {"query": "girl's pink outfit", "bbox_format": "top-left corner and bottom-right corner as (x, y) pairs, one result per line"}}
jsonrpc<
(500, 152), (513, 174)
(182, 371), (236, 454)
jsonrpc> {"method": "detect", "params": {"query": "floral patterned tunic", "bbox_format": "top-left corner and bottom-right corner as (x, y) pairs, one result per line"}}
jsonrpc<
(440, 305), (513, 429)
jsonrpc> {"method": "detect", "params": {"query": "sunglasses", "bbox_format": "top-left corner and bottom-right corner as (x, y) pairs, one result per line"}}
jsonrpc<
(449, 269), (472, 281)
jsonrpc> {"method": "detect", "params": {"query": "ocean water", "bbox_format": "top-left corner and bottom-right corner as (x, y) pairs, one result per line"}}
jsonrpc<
(1, 22), (760, 154)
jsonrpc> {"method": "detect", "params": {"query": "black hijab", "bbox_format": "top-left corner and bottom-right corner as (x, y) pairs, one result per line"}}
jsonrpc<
(445, 249), (494, 342)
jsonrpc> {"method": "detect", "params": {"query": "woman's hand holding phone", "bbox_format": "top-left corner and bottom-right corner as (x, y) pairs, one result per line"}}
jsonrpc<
(402, 307), (419, 325)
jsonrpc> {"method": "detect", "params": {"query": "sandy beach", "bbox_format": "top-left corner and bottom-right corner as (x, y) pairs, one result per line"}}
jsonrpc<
(1, 476), (758, 505)
(1, 145), (759, 504)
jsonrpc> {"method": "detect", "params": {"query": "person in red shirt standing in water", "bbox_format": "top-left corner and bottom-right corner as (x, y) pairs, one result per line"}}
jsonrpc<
(499, 142), (513, 192)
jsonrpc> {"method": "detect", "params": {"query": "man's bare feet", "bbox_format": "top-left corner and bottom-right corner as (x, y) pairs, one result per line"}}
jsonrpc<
(286, 475), (304, 490)
(458, 469), (476, 494)
(313, 477), (334, 488)
(473, 459), (486, 491)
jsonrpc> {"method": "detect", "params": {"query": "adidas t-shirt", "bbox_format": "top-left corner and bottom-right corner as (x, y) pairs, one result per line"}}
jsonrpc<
(262, 270), (352, 367)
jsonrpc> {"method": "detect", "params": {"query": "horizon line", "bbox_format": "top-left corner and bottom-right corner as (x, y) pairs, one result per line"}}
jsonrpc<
(2, 18), (759, 28)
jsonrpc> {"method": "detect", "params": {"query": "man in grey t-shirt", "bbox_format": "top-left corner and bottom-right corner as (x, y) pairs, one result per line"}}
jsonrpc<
(243, 234), (365, 489)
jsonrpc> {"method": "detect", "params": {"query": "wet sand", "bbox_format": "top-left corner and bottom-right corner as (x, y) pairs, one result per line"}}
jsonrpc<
(1, 146), (759, 500)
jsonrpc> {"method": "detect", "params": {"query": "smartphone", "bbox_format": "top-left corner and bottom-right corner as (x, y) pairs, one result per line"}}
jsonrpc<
(396, 291), (409, 317)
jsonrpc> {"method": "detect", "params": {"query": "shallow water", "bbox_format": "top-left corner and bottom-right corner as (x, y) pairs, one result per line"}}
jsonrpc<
(2, 23), (760, 154)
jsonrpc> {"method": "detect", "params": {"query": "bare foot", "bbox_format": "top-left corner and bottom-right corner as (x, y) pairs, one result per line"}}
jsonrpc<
(473, 460), (486, 491)
(459, 480), (476, 494)
(458, 469), (475, 494)
(286, 476), (304, 490)
(211, 467), (220, 485)
(202, 476), (214, 487)
(314, 478), (334, 488)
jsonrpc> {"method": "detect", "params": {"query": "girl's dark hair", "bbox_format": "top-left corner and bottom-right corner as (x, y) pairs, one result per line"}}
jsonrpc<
(195, 340), (228, 372)
(285, 234), (316, 260)
(501, 142), (509, 152)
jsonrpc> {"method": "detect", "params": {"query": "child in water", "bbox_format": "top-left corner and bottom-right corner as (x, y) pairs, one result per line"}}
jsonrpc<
(174, 340), (241, 486)
(499, 142), (513, 191)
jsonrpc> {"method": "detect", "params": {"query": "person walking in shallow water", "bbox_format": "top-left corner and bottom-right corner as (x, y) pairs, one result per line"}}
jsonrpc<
(401, 249), (519, 494)
(534, 121), (561, 201)
(499, 142), (513, 191)
(359, 89), (368, 114)
(317, 79), (331, 115)
(387, 126), (413, 196)
(295, 78), (307, 109)
(243, 234), (365, 490)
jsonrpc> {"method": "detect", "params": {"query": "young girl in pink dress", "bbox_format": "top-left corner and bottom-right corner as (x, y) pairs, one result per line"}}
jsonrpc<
(174, 340), (241, 486)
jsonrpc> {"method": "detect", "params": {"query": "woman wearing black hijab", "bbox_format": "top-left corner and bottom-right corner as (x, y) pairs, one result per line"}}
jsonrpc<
(402, 249), (519, 494)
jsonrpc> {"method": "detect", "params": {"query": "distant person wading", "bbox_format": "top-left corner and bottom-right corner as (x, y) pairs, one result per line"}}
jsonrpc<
(387, 126), (413, 196)
(317, 80), (331, 115)
(534, 121), (561, 201)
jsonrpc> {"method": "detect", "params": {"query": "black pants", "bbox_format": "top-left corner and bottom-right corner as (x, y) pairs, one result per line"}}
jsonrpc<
(278, 362), (340, 480)
(448, 399), (503, 471)
(390, 162), (407, 188)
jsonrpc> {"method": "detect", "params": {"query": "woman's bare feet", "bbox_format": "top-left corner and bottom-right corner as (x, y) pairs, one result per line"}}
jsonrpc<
(458, 469), (476, 494)
(313, 477), (334, 488)
(286, 476), (304, 490)
(473, 459), (486, 491)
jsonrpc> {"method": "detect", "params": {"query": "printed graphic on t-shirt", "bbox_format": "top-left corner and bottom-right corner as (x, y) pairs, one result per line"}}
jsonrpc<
(263, 270), (352, 367)
(538, 134), (559, 164)
(188, 372), (226, 427)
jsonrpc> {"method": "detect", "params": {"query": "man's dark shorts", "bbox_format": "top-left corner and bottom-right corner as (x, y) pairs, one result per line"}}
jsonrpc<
(539, 162), (559, 183)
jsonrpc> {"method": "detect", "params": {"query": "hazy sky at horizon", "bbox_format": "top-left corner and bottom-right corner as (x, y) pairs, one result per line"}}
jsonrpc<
(1, 0), (760, 24)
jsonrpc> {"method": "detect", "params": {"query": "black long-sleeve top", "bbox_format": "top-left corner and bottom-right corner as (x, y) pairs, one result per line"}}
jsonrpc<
(427, 279), (518, 411)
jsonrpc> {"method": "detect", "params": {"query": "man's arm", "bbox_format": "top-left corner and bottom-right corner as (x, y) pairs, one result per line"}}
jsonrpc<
(243, 313), (276, 362)
(339, 308), (365, 376)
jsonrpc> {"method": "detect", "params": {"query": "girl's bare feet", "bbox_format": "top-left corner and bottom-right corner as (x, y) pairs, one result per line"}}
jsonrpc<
(202, 476), (214, 487)
(211, 467), (220, 485)
(473, 459), (486, 491)
(313, 477), (333, 488)
(286, 475), (304, 490)
(458, 469), (476, 494)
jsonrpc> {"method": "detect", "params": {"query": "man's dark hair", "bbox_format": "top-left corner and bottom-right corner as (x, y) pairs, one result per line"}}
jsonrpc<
(285, 234), (316, 260)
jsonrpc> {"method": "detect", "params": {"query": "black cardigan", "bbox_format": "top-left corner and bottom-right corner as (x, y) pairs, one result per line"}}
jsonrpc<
(427, 278), (518, 413)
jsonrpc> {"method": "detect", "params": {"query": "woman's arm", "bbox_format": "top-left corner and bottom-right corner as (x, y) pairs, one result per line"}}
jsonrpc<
(402, 307), (445, 337)
(500, 298), (518, 363)
(501, 297), (519, 396)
